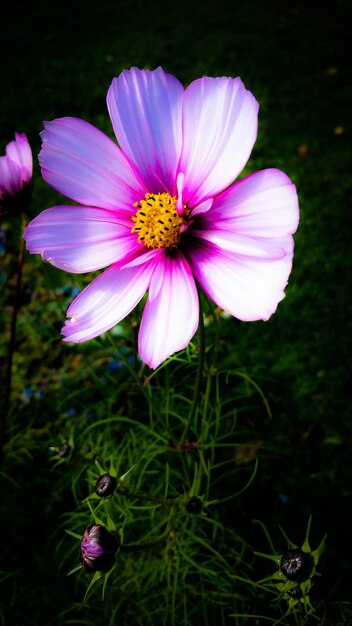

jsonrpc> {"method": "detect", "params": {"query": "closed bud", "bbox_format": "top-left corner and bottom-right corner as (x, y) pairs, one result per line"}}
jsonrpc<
(287, 586), (303, 599)
(185, 496), (202, 514)
(58, 442), (70, 458)
(0, 133), (32, 216)
(95, 473), (117, 497)
(280, 549), (312, 582)
(81, 525), (119, 572)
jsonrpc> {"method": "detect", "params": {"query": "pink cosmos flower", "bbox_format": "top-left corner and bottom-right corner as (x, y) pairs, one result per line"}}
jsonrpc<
(0, 133), (32, 214)
(24, 67), (299, 369)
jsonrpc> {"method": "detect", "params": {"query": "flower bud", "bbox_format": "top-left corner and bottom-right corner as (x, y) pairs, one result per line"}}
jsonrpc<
(0, 133), (32, 215)
(81, 525), (119, 572)
(58, 442), (70, 458)
(95, 473), (117, 497)
(287, 586), (303, 599)
(185, 496), (203, 514)
(280, 549), (312, 582)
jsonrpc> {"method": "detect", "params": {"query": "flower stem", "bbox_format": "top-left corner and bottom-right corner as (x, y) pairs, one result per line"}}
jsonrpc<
(1, 213), (26, 464)
(120, 507), (176, 552)
(205, 296), (220, 367)
(179, 293), (205, 448)
(294, 601), (307, 626)
(116, 485), (169, 507)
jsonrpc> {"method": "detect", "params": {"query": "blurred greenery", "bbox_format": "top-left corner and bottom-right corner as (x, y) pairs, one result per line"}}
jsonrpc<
(1, 0), (351, 624)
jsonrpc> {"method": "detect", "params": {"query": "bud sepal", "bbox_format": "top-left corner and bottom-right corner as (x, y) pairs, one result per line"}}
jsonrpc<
(254, 516), (326, 618)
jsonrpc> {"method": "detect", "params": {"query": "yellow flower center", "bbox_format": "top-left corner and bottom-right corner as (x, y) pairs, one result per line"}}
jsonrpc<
(132, 193), (187, 249)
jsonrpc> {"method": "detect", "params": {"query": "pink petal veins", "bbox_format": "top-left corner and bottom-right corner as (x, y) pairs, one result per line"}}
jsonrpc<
(188, 238), (293, 322)
(24, 206), (139, 273)
(39, 117), (146, 211)
(6, 133), (33, 183)
(202, 169), (299, 237)
(107, 67), (184, 195)
(192, 229), (292, 259)
(138, 252), (199, 369)
(0, 156), (22, 195)
(62, 261), (155, 343)
(178, 76), (259, 208)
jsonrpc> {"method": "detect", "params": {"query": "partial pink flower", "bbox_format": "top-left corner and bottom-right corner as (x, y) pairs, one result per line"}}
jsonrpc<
(24, 67), (299, 369)
(0, 133), (33, 214)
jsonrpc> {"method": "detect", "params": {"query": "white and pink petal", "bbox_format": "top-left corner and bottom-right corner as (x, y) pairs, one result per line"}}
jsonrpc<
(202, 169), (299, 237)
(178, 76), (259, 207)
(39, 117), (146, 211)
(107, 67), (184, 195)
(6, 133), (33, 183)
(192, 229), (292, 259)
(138, 252), (199, 369)
(62, 261), (155, 343)
(24, 206), (139, 273)
(0, 156), (22, 195)
(187, 239), (293, 322)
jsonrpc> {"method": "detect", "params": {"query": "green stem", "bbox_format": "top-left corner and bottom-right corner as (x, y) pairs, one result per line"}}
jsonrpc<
(201, 372), (212, 443)
(292, 609), (300, 626)
(179, 293), (205, 448)
(195, 370), (212, 490)
(1, 213), (26, 464)
(295, 601), (307, 626)
(120, 507), (176, 552)
(116, 486), (169, 507)
(205, 296), (220, 367)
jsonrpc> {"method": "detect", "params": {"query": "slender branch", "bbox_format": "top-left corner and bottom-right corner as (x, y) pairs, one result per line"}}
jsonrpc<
(179, 292), (205, 448)
(116, 485), (169, 507)
(120, 507), (176, 553)
(1, 213), (26, 464)
(201, 372), (212, 444)
(204, 295), (220, 367)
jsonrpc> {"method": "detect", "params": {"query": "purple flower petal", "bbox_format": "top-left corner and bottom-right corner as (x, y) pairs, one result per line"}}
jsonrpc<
(39, 117), (146, 211)
(178, 76), (259, 207)
(6, 133), (33, 183)
(192, 229), (290, 259)
(138, 252), (199, 369)
(0, 156), (22, 195)
(202, 169), (299, 237)
(189, 198), (213, 218)
(121, 247), (163, 269)
(24, 206), (139, 273)
(61, 260), (155, 342)
(107, 67), (184, 195)
(81, 525), (118, 572)
(188, 238), (293, 322)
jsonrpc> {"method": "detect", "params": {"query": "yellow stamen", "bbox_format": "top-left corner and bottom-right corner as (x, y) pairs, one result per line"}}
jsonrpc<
(132, 193), (187, 249)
